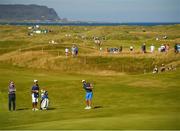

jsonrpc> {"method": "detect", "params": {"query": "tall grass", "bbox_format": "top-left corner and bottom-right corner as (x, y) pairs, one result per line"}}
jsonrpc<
(0, 50), (179, 73)
(0, 25), (179, 73)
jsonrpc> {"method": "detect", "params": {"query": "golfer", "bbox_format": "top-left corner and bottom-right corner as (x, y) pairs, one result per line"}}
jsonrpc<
(31, 80), (39, 111)
(8, 81), (16, 111)
(82, 80), (93, 109)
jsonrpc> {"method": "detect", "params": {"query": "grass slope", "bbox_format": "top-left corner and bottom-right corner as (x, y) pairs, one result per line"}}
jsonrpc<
(0, 25), (180, 73)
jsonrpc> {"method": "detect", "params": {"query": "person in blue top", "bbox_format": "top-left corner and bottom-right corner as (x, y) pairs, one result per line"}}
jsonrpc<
(31, 80), (40, 111)
(82, 80), (93, 109)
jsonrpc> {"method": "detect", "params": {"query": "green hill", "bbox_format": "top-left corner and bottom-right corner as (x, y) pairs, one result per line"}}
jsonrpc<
(0, 4), (60, 21)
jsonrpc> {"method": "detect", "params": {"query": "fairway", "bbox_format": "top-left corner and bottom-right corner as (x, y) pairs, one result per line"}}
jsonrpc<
(0, 25), (180, 129)
(0, 64), (180, 129)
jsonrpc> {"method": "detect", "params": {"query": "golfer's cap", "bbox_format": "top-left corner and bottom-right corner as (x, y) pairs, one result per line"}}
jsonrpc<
(41, 89), (45, 92)
(34, 80), (38, 83)
(82, 80), (86, 83)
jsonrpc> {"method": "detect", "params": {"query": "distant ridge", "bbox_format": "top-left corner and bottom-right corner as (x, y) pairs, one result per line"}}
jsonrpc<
(0, 4), (60, 21)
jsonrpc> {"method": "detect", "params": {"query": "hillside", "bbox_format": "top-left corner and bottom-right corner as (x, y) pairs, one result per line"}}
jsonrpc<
(0, 4), (60, 21)
(0, 25), (179, 74)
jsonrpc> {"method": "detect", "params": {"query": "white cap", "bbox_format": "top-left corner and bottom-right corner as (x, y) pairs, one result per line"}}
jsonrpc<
(34, 80), (38, 83)
(82, 80), (85, 83)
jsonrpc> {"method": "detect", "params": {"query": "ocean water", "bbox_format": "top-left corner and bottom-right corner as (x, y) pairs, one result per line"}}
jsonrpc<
(0, 22), (179, 26)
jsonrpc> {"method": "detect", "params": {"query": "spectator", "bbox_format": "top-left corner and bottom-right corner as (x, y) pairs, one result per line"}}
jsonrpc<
(153, 65), (158, 74)
(160, 44), (166, 52)
(119, 45), (123, 52)
(150, 44), (155, 53)
(71, 45), (76, 57)
(142, 43), (146, 53)
(165, 44), (170, 52)
(130, 46), (134, 51)
(158, 47), (161, 52)
(8, 81), (16, 111)
(174, 44), (178, 53)
(65, 48), (69, 56)
(160, 64), (166, 72)
(75, 46), (79, 56)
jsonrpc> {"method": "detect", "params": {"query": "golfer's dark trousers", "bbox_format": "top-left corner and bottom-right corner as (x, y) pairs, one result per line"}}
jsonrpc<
(8, 94), (16, 111)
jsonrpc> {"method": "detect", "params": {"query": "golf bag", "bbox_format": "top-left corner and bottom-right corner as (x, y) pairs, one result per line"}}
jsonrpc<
(40, 90), (49, 110)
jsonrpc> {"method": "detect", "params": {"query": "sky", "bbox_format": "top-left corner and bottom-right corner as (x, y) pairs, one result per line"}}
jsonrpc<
(0, 0), (180, 22)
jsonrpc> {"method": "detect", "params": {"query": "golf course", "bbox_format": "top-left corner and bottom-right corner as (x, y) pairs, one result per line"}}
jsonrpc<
(0, 24), (180, 130)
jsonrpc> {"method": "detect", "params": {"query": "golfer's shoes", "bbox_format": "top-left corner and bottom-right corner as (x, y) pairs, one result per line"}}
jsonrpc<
(84, 106), (91, 110)
(84, 106), (89, 109)
(32, 108), (39, 111)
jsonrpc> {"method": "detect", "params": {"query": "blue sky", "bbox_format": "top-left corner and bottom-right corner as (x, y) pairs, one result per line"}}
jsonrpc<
(0, 0), (180, 22)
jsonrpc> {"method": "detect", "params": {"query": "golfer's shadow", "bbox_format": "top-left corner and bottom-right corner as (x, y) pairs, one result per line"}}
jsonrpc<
(16, 107), (56, 111)
(93, 106), (103, 109)
(47, 107), (56, 110)
(16, 108), (29, 111)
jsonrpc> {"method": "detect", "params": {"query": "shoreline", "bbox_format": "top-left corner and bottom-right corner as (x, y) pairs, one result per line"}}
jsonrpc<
(0, 22), (180, 26)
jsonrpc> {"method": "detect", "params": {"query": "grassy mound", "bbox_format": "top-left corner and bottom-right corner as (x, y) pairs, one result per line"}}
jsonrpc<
(0, 25), (180, 73)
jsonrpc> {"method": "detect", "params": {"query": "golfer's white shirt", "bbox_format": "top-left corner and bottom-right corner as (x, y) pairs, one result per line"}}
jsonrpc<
(65, 48), (69, 53)
(150, 46), (155, 52)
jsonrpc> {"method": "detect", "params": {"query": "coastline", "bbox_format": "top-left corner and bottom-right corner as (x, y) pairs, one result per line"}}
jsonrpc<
(0, 21), (180, 26)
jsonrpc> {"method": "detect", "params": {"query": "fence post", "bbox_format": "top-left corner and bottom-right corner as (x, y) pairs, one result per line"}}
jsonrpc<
(19, 48), (21, 53)
(42, 47), (44, 54)
(84, 56), (87, 64)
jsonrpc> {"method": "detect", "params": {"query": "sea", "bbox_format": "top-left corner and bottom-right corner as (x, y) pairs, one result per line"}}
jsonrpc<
(0, 22), (179, 26)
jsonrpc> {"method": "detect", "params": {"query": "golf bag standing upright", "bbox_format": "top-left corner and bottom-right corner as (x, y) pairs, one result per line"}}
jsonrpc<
(40, 90), (49, 110)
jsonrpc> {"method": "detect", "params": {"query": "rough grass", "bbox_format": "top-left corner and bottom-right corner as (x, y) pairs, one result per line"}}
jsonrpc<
(0, 25), (179, 73)
(0, 49), (179, 73)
